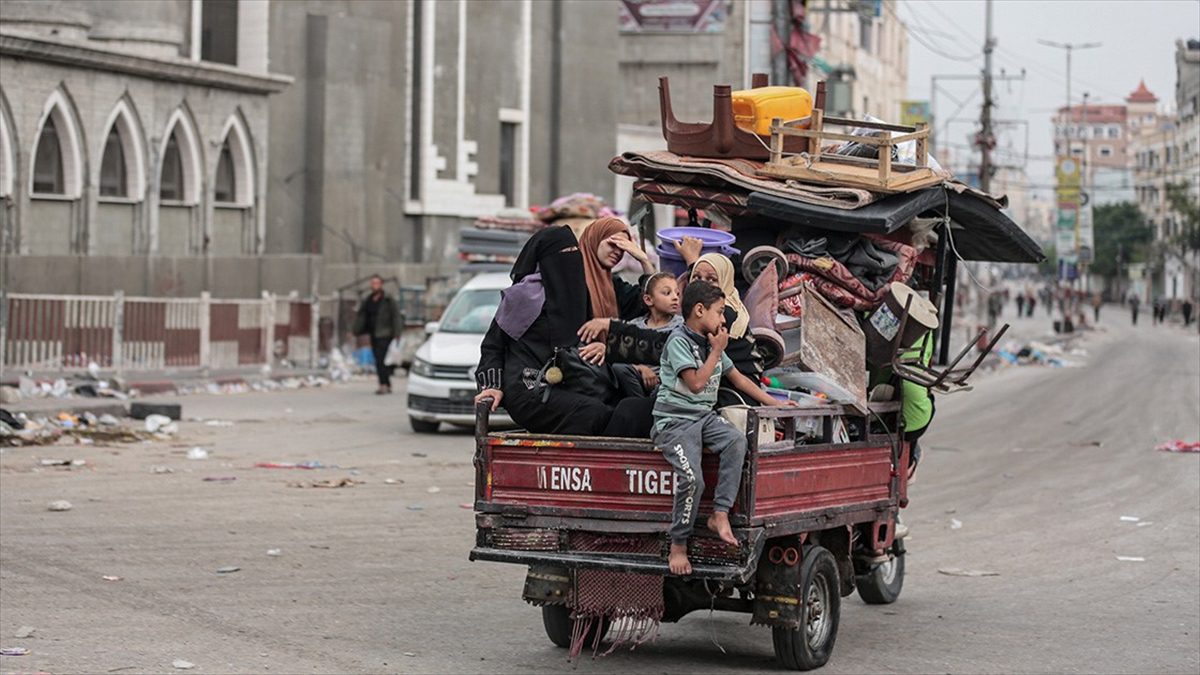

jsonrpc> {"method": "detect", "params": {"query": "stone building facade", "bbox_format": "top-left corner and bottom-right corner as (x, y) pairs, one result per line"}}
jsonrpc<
(1, 0), (620, 297)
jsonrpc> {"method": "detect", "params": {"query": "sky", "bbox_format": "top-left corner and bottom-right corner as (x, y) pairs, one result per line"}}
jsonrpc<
(897, 0), (1200, 194)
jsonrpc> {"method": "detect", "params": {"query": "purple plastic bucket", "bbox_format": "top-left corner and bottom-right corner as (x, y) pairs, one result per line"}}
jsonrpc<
(656, 227), (736, 248)
(656, 243), (740, 277)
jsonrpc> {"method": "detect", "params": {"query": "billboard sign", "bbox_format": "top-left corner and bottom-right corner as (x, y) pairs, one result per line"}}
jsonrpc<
(619, 0), (731, 33)
(900, 100), (930, 127)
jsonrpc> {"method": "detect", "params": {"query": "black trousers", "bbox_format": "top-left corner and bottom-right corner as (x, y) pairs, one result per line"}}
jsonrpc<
(502, 383), (655, 438)
(371, 337), (393, 387)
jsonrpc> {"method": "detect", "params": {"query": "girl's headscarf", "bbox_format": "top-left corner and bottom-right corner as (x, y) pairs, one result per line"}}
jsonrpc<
(578, 217), (630, 321)
(693, 252), (749, 338)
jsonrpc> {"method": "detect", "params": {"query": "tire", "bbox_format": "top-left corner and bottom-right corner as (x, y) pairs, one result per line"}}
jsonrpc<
(409, 417), (440, 433)
(541, 604), (610, 649)
(742, 245), (788, 283)
(855, 540), (905, 605)
(772, 545), (841, 671)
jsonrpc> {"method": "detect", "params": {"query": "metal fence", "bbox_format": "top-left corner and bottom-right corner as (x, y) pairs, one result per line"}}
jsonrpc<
(1, 291), (320, 374)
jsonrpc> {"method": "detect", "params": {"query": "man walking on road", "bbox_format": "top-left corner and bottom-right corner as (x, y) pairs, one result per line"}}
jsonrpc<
(1184, 298), (1194, 328)
(353, 275), (400, 395)
(1129, 294), (1140, 325)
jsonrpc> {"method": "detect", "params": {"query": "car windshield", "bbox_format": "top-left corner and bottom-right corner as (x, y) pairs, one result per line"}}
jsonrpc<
(437, 288), (502, 334)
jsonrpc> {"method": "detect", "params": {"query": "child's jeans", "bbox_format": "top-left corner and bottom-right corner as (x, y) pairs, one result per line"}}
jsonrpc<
(653, 412), (747, 545)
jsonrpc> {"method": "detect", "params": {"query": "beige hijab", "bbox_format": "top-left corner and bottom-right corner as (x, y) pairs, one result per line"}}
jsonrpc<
(692, 253), (749, 338)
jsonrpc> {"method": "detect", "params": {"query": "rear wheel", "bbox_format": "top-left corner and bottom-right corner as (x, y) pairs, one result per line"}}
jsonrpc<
(409, 417), (440, 433)
(742, 245), (788, 283)
(541, 604), (610, 649)
(772, 545), (840, 671)
(855, 540), (905, 605)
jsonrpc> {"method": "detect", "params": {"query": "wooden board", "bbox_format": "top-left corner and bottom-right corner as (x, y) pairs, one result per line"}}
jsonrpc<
(757, 159), (945, 194)
(777, 284), (868, 413)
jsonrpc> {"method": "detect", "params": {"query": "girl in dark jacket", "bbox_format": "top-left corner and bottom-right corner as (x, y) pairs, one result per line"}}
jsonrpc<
(473, 218), (654, 436)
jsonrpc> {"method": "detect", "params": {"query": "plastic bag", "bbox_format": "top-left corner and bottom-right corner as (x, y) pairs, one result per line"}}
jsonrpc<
(383, 338), (405, 367)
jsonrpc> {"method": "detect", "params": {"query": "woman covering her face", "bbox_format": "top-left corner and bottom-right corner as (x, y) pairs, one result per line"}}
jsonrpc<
(474, 219), (656, 437)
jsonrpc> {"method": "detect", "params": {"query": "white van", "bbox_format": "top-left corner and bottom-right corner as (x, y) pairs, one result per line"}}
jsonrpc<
(406, 273), (513, 432)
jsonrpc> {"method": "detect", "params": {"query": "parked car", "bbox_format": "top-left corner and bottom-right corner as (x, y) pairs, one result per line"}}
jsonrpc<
(406, 273), (512, 433)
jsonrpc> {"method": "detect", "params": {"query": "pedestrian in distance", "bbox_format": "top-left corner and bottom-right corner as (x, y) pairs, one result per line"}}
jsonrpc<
(1092, 292), (1102, 324)
(1129, 294), (1140, 326)
(652, 281), (794, 576)
(352, 275), (400, 395)
(1184, 298), (1194, 328)
(1016, 292), (1026, 317)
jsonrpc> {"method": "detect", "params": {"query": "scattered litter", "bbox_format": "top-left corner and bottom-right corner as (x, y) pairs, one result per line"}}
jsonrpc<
(172, 659), (196, 669)
(1068, 440), (1103, 448)
(426, 486), (441, 494)
(1119, 516), (1140, 523)
(403, 652), (416, 657)
(216, 566), (241, 574)
(411, 452), (427, 458)
(0, 647), (30, 656)
(40, 458), (72, 466)
(144, 414), (173, 433)
(459, 503), (473, 509)
(1136, 521), (1154, 528)
(266, 549), (282, 557)
(97, 413), (121, 427)
(13, 627), (35, 639)
(949, 518), (962, 530)
(186, 447), (209, 460)
(1115, 556), (1145, 562)
(202, 476), (237, 482)
(47, 500), (73, 512)
(204, 420), (235, 427)
(937, 568), (999, 577)
(255, 461), (325, 470)
(384, 479), (402, 485)
(287, 478), (362, 488)
(152, 466), (174, 474)
(101, 575), (122, 582)
(1155, 440), (1200, 453)
(406, 504), (425, 511)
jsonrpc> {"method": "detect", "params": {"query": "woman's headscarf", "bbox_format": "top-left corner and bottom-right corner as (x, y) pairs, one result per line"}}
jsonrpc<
(499, 225), (585, 347)
(578, 217), (630, 321)
(693, 252), (749, 338)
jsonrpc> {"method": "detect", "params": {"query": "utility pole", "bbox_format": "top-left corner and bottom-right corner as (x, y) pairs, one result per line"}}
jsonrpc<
(1036, 38), (1102, 160)
(978, 0), (995, 193)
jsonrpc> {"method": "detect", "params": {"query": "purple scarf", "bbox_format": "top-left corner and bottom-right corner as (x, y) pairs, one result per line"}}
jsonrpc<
(495, 272), (545, 340)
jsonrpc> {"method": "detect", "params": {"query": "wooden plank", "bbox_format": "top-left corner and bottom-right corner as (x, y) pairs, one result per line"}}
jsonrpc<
(822, 116), (919, 133)
(756, 160), (944, 193)
(769, 117), (784, 165)
(915, 122), (929, 168)
(811, 108), (824, 163)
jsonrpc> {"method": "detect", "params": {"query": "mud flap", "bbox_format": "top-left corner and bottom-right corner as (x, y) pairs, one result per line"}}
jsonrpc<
(523, 565), (572, 607)
(752, 535), (804, 628)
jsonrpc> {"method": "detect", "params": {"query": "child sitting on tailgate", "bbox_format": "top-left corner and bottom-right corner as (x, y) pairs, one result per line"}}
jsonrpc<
(653, 281), (793, 576)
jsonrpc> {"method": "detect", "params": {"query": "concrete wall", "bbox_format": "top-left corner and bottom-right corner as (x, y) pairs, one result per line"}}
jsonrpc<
(93, 201), (136, 255)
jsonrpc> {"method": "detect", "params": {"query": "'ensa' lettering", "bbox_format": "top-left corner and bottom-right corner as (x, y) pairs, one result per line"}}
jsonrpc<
(536, 465), (593, 492)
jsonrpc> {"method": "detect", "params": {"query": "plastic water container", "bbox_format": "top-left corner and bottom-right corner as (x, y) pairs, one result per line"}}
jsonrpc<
(657, 242), (741, 277)
(731, 86), (814, 136)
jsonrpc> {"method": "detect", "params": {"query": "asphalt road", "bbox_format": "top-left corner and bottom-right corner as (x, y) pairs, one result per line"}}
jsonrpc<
(1, 308), (1197, 674)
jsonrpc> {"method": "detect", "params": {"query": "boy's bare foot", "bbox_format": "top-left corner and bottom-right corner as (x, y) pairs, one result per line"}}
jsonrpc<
(668, 542), (692, 575)
(707, 511), (737, 546)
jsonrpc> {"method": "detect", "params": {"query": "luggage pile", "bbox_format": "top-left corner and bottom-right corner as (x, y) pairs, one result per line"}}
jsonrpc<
(458, 212), (545, 273)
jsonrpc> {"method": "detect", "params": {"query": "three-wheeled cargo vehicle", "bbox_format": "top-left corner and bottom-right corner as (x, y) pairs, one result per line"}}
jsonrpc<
(469, 79), (1043, 669)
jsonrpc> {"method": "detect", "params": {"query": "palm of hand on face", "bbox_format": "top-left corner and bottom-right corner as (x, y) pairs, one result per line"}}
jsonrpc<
(597, 232), (645, 269)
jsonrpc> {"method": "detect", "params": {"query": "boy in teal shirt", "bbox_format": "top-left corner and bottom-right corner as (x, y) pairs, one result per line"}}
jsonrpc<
(653, 282), (791, 576)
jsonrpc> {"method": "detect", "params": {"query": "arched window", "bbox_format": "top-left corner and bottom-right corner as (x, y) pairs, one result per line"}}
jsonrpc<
(99, 127), (127, 197)
(160, 132), (184, 201)
(214, 139), (235, 203)
(32, 116), (64, 194)
(0, 96), (14, 199)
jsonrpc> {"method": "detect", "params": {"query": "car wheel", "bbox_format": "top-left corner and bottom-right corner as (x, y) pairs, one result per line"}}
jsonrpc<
(409, 417), (440, 433)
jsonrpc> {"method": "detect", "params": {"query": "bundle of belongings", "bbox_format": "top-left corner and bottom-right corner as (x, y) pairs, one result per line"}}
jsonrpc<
(460, 194), (618, 273)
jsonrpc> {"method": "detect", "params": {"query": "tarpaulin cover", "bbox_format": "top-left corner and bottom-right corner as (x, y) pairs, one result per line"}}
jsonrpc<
(748, 187), (1044, 263)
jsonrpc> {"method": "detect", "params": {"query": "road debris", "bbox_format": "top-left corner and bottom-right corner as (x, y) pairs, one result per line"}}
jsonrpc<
(459, 503), (473, 509)
(1155, 440), (1200, 453)
(47, 500), (73, 512)
(13, 627), (35, 639)
(1136, 521), (1154, 528)
(101, 575), (122, 582)
(949, 518), (962, 530)
(1115, 556), (1146, 562)
(427, 486), (441, 493)
(152, 466), (174, 474)
(403, 652), (416, 657)
(172, 659), (196, 669)
(255, 461), (325, 469)
(0, 647), (30, 656)
(216, 566), (241, 574)
(937, 568), (999, 577)
(287, 478), (362, 488)
(202, 476), (237, 482)
(411, 452), (428, 458)
(406, 504), (425, 511)
(384, 478), (402, 485)
(186, 447), (209, 460)
(204, 420), (235, 427)
(267, 549), (282, 557)
(1119, 516), (1140, 523)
